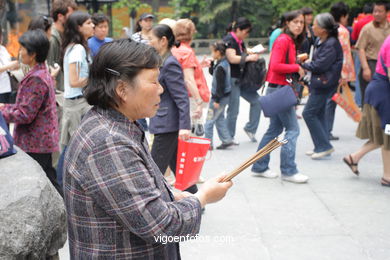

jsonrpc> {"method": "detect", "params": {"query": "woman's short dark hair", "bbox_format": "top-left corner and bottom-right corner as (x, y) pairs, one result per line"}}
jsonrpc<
(301, 7), (313, 16)
(91, 13), (110, 26)
(19, 29), (50, 63)
(151, 24), (179, 49)
(283, 10), (305, 49)
(211, 41), (227, 56)
(28, 15), (53, 33)
(315, 13), (339, 39)
(226, 17), (252, 33)
(330, 2), (350, 23)
(84, 39), (162, 109)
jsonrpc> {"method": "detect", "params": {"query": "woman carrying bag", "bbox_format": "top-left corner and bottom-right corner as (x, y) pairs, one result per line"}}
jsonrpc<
(301, 13), (343, 159)
(148, 24), (198, 194)
(251, 10), (308, 183)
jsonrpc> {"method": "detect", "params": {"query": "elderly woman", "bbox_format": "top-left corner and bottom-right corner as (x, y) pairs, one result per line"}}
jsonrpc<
(0, 30), (61, 195)
(172, 18), (210, 132)
(301, 13), (343, 159)
(63, 39), (232, 258)
(343, 34), (390, 187)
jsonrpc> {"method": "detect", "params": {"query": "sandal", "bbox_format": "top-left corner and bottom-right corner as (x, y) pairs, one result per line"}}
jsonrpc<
(381, 178), (390, 187)
(343, 155), (359, 176)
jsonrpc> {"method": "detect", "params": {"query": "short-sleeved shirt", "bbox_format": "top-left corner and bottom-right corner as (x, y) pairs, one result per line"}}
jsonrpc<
(223, 33), (246, 78)
(0, 46), (12, 94)
(131, 32), (149, 44)
(88, 36), (113, 56)
(63, 44), (91, 99)
(171, 42), (210, 102)
(356, 21), (390, 60)
(338, 24), (356, 82)
(376, 35), (390, 76)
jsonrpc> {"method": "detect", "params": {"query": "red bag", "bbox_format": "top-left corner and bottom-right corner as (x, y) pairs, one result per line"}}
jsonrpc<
(175, 137), (210, 191)
(331, 84), (362, 122)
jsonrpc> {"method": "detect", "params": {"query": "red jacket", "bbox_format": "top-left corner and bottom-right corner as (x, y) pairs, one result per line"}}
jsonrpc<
(266, 33), (300, 86)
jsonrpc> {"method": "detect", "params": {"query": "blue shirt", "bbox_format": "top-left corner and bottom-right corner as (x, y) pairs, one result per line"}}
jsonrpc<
(88, 36), (113, 57)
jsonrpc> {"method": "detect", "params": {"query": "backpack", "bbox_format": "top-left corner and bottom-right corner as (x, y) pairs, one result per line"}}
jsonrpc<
(239, 54), (267, 91)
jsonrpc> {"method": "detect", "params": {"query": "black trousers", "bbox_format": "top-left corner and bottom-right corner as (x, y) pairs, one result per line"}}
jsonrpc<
(27, 152), (63, 197)
(151, 131), (198, 194)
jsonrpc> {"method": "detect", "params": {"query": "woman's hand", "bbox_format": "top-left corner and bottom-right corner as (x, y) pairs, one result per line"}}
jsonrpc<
(245, 54), (259, 62)
(362, 67), (372, 82)
(298, 66), (305, 79)
(50, 63), (61, 78)
(8, 60), (20, 71)
(193, 103), (203, 119)
(178, 129), (191, 141)
(195, 174), (233, 208)
(213, 102), (220, 109)
(174, 191), (193, 201)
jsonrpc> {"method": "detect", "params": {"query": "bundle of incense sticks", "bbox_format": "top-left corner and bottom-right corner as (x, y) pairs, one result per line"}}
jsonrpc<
(222, 138), (288, 182)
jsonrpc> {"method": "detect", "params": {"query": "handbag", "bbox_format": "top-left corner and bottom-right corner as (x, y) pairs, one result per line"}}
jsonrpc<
(175, 137), (210, 190)
(0, 112), (17, 158)
(331, 83), (361, 122)
(259, 47), (300, 117)
(259, 85), (298, 117)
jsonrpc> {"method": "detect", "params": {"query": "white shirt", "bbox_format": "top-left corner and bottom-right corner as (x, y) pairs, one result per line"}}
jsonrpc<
(0, 46), (12, 94)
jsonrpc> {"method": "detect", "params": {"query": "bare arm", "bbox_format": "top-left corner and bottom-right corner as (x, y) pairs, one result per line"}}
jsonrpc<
(225, 48), (259, 64)
(183, 68), (202, 119)
(358, 48), (372, 82)
(69, 63), (88, 88)
(0, 61), (19, 73)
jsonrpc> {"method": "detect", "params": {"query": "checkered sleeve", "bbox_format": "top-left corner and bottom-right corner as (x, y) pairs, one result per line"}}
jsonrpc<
(82, 135), (202, 243)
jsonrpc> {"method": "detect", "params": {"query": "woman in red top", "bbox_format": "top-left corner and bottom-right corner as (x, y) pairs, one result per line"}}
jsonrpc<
(251, 10), (309, 183)
(172, 19), (210, 131)
(0, 30), (62, 195)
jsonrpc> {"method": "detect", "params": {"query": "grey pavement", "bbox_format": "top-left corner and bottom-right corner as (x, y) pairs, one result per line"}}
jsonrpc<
(59, 56), (390, 260)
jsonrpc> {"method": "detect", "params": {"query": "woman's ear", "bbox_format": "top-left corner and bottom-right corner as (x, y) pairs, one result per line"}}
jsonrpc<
(115, 80), (128, 102)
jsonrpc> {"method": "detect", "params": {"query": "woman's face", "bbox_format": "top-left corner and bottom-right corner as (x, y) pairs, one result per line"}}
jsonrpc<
(79, 18), (95, 39)
(148, 31), (165, 54)
(20, 46), (35, 66)
(312, 19), (326, 38)
(118, 68), (163, 121)
(286, 14), (305, 37)
(235, 28), (250, 40)
(140, 18), (154, 32)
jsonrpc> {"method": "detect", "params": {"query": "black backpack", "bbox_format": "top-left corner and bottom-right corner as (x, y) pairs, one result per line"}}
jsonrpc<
(239, 53), (267, 91)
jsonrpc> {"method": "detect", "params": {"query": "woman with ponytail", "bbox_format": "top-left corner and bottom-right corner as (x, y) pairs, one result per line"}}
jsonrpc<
(148, 24), (198, 194)
(302, 13), (343, 159)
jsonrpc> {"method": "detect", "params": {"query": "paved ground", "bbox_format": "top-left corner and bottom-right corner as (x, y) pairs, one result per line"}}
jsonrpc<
(59, 56), (390, 260)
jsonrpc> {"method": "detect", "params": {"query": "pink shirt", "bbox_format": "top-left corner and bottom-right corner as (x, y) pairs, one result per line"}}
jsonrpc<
(172, 42), (210, 102)
(376, 35), (390, 77)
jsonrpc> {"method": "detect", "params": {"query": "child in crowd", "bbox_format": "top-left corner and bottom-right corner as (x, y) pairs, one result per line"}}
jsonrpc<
(204, 42), (234, 150)
(88, 13), (113, 57)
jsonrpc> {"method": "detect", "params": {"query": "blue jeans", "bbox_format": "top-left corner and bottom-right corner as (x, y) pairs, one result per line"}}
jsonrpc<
(251, 85), (299, 176)
(204, 96), (232, 146)
(226, 78), (261, 138)
(303, 92), (333, 153)
(325, 88), (337, 137)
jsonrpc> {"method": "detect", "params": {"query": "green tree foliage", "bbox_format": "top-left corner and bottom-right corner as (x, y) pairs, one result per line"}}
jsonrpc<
(168, 0), (275, 38)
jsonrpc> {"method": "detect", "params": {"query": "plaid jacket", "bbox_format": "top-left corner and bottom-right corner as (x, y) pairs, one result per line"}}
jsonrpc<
(64, 107), (202, 259)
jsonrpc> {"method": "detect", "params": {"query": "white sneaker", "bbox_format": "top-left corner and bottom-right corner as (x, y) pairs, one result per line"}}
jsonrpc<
(282, 173), (309, 183)
(252, 169), (279, 178)
(305, 150), (314, 156)
(311, 148), (334, 159)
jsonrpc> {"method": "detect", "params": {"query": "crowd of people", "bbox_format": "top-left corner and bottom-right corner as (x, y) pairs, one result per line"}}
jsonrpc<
(0, 0), (389, 258)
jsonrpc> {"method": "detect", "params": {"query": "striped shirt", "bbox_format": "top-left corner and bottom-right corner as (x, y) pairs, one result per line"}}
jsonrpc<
(64, 107), (202, 259)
